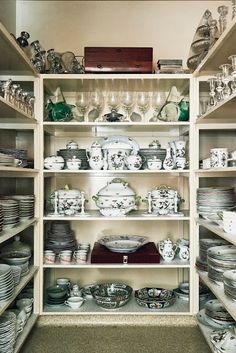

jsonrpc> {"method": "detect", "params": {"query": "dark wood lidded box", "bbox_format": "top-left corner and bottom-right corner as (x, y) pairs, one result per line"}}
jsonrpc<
(84, 47), (153, 73)
(91, 242), (160, 264)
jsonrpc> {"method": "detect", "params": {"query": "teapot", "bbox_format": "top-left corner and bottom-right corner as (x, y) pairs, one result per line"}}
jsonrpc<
(175, 239), (190, 261)
(158, 238), (176, 262)
(86, 141), (104, 170)
(46, 99), (75, 122)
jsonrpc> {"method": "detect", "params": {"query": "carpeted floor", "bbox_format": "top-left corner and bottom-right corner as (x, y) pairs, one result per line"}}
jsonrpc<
(20, 325), (211, 353)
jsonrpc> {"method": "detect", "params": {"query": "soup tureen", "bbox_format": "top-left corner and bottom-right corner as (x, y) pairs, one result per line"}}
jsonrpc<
(93, 178), (139, 216)
(50, 186), (86, 215)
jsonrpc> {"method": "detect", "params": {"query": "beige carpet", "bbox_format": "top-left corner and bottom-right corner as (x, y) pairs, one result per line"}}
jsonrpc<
(20, 324), (211, 353)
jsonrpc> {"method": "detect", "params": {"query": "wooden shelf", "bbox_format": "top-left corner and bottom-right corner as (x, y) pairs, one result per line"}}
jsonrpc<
(43, 121), (190, 135)
(0, 218), (37, 245)
(0, 22), (38, 76)
(196, 218), (236, 246)
(0, 266), (38, 315)
(0, 167), (39, 177)
(14, 314), (38, 353)
(196, 91), (236, 124)
(0, 96), (37, 122)
(198, 270), (236, 321)
(195, 168), (236, 177)
(194, 17), (236, 76)
(44, 210), (190, 221)
(42, 296), (190, 315)
(42, 73), (191, 94)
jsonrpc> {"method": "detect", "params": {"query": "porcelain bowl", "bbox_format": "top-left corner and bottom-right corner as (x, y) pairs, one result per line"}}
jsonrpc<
(91, 283), (133, 309)
(47, 285), (68, 299)
(135, 287), (176, 309)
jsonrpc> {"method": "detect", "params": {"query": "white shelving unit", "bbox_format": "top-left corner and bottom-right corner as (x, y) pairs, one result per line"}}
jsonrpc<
(0, 20), (40, 350)
(194, 16), (236, 351)
(40, 72), (194, 316)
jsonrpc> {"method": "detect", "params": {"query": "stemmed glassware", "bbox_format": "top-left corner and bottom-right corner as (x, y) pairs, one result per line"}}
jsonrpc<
(232, 0), (236, 19)
(209, 20), (219, 48)
(137, 92), (150, 121)
(107, 91), (120, 112)
(120, 92), (134, 121)
(90, 91), (104, 118)
(207, 78), (217, 109)
(218, 5), (228, 35)
(76, 92), (90, 121)
(151, 92), (166, 121)
(215, 73), (224, 102)
(47, 49), (64, 74)
(220, 63), (232, 99)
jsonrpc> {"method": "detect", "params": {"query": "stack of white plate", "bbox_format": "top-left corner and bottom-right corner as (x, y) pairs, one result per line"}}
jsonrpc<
(0, 199), (20, 230)
(10, 265), (22, 286)
(196, 238), (229, 272)
(1, 255), (30, 278)
(0, 264), (14, 302)
(223, 269), (236, 300)
(11, 195), (35, 220)
(0, 153), (14, 167)
(0, 311), (17, 353)
(0, 205), (3, 233)
(207, 245), (236, 282)
(197, 187), (236, 221)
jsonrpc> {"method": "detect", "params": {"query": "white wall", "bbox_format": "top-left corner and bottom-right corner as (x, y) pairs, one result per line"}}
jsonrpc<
(0, 0), (16, 33)
(16, 1), (230, 67)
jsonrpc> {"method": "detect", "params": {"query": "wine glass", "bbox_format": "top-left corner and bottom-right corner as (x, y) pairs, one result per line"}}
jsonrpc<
(90, 91), (104, 118)
(137, 92), (150, 121)
(215, 73), (224, 102)
(218, 5), (228, 35)
(107, 91), (120, 112)
(120, 91), (134, 120)
(220, 63), (232, 99)
(207, 77), (217, 109)
(151, 92), (166, 121)
(76, 92), (90, 121)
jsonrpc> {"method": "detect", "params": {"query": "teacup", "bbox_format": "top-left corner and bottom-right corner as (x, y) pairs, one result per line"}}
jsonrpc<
(56, 278), (71, 291)
(147, 158), (162, 170)
(176, 157), (186, 170)
(73, 250), (87, 264)
(14, 159), (23, 167)
(64, 296), (85, 309)
(210, 148), (228, 168)
(59, 250), (72, 265)
(44, 250), (56, 264)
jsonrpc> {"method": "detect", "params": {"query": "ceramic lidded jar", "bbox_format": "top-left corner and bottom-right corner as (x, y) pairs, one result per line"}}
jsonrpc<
(145, 185), (182, 215)
(102, 140), (133, 170)
(66, 140), (78, 150)
(44, 155), (65, 170)
(51, 187), (84, 215)
(66, 156), (81, 170)
(92, 178), (139, 215)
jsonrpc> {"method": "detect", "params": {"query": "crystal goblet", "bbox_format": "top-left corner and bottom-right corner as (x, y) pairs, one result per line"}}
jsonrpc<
(220, 63), (232, 99)
(76, 92), (90, 121)
(120, 91), (134, 121)
(218, 5), (228, 35)
(151, 92), (166, 121)
(207, 78), (217, 109)
(215, 73), (224, 102)
(137, 92), (150, 121)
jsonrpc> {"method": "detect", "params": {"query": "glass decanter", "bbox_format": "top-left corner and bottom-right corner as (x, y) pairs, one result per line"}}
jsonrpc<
(220, 63), (232, 99)
(218, 5), (228, 35)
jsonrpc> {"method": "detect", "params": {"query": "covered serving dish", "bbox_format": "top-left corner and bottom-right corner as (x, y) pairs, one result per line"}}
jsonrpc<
(92, 178), (139, 216)
(44, 155), (65, 170)
(50, 186), (86, 215)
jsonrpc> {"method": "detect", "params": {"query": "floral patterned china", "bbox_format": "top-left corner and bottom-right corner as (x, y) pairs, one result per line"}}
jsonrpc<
(134, 287), (176, 309)
(91, 282), (133, 309)
(97, 235), (148, 253)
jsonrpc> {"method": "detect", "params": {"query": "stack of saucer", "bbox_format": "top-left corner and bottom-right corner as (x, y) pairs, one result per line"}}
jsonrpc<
(45, 221), (77, 254)
(207, 245), (236, 282)
(10, 265), (22, 286)
(0, 311), (17, 353)
(46, 284), (68, 307)
(196, 238), (229, 272)
(0, 264), (14, 302)
(0, 153), (14, 167)
(0, 199), (20, 230)
(223, 269), (236, 300)
(11, 195), (35, 220)
(57, 148), (89, 169)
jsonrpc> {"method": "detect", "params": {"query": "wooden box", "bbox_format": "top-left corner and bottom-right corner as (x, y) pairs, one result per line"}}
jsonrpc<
(84, 47), (153, 73)
(90, 242), (160, 264)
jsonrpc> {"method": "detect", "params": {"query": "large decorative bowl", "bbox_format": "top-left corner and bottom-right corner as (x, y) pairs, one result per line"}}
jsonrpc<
(91, 282), (133, 309)
(97, 235), (148, 253)
(135, 287), (176, 309)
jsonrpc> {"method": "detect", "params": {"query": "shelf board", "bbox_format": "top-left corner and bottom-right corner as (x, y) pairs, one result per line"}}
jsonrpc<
(42, 73), (191, 94)
(196, 218), (236, 246)
(43, 121), (190, 135)
(14, 314), (38, 353)
(196, 92), (236, 123)
(0, 96), (37, 122)
(44, 169), (190, 177)
(42, 296), (190, 315)
(194, 17), (236, 76)
(43, 259), (190, 269)
(0, 218), (37, 245)
(198, 270), (236, 321)
(0, 266), (38, 315)
(0, 22), (38, 76)
(197, 322), (216, 353)
(195, 167), (236, 177)
(0, 167), (39, 177)
(44, 210), (190, 221)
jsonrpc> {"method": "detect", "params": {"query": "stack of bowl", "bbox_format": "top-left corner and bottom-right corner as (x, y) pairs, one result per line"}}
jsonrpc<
(46, 285), (68, 307)
(16, 298), (33, 319)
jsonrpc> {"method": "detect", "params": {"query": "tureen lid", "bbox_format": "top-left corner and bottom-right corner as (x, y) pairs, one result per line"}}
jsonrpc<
(101, 141), (133, 150)
(67, 156), (81, 162)
(97, 178), (136, 196)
